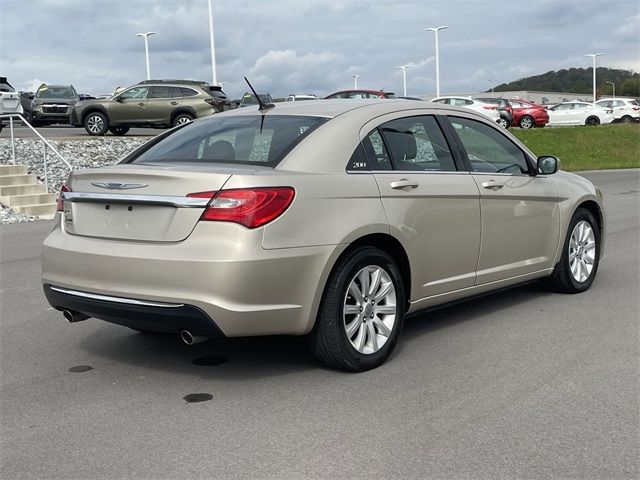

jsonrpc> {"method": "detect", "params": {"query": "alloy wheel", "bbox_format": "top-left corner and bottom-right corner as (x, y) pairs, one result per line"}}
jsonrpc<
(176, 116), (192, 126)
(520, 116), (533, 129)
(343, 265), (396, 355)
(568, 221), (596, 283)
(87, 115), (104, 134)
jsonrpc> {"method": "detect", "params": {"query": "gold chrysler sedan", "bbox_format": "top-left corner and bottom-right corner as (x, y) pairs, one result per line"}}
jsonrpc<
(42, 100), (605, 371)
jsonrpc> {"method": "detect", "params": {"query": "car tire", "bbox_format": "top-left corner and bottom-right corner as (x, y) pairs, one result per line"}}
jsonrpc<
(621, 115), (633, 124)
(519, 115), (534, 129)
(172, 113), (194, 127)
(497, 117), (510, 129)
(84, 112), (109, 136)
(546, 207), (600, 294)
(308, 246), (405, 371)
(585, 116), (600, 126)
(109, 126), (130, 136)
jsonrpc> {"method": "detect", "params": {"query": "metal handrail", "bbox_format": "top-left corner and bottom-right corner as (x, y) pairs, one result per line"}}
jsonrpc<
(0, 113), (73, 193)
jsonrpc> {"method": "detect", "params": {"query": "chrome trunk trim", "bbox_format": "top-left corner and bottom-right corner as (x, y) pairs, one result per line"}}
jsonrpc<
(63, 192), (210, 208)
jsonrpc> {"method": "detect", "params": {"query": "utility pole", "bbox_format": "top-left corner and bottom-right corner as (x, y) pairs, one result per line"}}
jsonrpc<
(397, 65), (411, 96)
(352, 74), (359, 89)
(136, 32), (156, 80)
(425, 26), (448, 96)
(585, 53), (604, 102)
(207, 0), (218, 85)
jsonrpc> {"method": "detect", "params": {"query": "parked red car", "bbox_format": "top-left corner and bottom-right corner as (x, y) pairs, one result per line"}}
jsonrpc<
(325, 90), (396, 99)
(509, 99), (549, 129)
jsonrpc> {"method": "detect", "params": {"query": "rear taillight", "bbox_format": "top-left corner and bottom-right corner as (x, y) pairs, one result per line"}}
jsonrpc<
(632, 106), (639, 111)
(56, 184), (71, 212)
(204, 98), (222, 106)
(187, 187), (295, 229)
(482, 106), (497, 110)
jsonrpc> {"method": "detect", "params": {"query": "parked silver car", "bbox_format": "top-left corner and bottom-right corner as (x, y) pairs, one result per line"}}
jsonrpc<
(42, 100), (605, 371)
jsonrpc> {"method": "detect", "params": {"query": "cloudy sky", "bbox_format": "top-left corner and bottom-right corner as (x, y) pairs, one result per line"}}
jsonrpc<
(1, 0), (638, 98)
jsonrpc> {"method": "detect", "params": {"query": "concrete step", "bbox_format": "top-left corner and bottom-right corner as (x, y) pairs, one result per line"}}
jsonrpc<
(0, 174), (38, 186)
(0, 165), (28, 176)
(6, 193), (56, 207)
(12, 203), (57, 218)
(0, 183), (47, 198)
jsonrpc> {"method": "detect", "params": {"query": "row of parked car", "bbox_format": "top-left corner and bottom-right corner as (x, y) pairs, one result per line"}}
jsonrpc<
(1, 77), (638, 136)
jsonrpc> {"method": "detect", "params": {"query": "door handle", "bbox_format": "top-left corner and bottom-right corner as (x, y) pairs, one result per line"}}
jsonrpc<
(390, 179), (419, 190)
(481, 180), (504, 190)
(170, 101), (179, 105)
(137, 102), (145, 107)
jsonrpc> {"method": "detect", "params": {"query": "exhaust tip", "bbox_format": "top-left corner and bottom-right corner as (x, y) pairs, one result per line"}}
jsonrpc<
(179, 330), (207, 345)
(63, 310), (89, 323)
(180, 330), (195, 345)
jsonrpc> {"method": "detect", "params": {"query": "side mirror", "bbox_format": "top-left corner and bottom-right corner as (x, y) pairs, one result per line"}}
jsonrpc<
(537, 156), (559, 175)
(114, 96), (124, 103)
(28, 94), (35, 100)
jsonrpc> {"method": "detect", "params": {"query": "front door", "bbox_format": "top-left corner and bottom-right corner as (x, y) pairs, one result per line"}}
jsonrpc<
(109, 86), (149, 124)
(445, 116), (560, 284)
(365, 114), (481, 300)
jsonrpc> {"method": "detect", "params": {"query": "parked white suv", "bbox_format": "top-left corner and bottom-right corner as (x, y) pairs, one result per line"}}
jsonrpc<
(594, 98), (639, 123)
(546, 101), (615, 126)
(430, 96), (501, 124)
(0, 76), (24, 133)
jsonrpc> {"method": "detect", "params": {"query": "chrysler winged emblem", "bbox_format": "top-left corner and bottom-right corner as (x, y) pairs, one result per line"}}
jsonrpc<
(91, 182), (148, 190)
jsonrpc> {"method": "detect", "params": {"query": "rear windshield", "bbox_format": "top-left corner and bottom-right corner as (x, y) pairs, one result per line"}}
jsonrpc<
(131, 115), (328, 167)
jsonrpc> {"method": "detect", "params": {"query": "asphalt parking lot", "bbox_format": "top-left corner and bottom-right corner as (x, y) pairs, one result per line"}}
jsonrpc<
(1, 170), (638, 479)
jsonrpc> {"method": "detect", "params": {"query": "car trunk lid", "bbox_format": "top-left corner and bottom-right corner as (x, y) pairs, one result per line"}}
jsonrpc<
(63, 163), (250, 242)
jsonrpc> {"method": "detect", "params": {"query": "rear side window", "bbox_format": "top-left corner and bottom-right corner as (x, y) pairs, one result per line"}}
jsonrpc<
(149, 86), (181, 98)
(131, 115), (328, 166)
(379, 116), (456, 171)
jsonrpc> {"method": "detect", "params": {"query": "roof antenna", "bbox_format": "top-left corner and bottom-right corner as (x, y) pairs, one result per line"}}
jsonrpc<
(244, 77), (275, 112)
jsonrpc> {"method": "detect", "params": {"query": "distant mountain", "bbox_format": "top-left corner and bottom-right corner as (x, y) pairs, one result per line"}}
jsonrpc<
(491, 68), (639, 97)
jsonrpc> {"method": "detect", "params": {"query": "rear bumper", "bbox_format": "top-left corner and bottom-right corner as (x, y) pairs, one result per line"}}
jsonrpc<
(41, 215), (339, 337)
(44, 284), (225, 336)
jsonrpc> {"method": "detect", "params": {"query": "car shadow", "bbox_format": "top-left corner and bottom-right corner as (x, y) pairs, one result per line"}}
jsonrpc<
(78, 282), (553, 378)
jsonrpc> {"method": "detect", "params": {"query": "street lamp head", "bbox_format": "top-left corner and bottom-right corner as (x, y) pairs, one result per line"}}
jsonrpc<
(136, 32), (156, 37)
(352, 74), (359, 78)
(584, 52), (604, 58)
(396, 65), (411, 70)
(425, 26), (448, 32)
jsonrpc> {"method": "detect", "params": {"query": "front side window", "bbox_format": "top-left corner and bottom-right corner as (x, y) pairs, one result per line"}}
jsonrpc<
(448, 117), (530, 174)
(131, 115), (327, 166)
(379, 116), (456, 171)
(119, 87), (149, 100)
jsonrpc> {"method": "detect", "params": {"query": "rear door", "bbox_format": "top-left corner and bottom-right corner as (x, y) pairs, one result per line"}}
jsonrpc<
(366, 114), (481, 299)
(443, 115), (560, 284)
(109, 86), (149, 124)
(147, 86), (183, 124)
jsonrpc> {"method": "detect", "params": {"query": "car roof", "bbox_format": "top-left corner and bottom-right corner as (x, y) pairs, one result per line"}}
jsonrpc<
(210, 98), (490, 121)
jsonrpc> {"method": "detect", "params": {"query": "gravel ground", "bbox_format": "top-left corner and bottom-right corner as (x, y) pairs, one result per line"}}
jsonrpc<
(1, 137), (148, 224)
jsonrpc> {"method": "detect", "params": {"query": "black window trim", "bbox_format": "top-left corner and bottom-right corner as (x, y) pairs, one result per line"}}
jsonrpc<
(439, 114), (536, 176)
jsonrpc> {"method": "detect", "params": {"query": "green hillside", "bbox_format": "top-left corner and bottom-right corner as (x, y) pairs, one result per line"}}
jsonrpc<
(491, 68), (639, 97)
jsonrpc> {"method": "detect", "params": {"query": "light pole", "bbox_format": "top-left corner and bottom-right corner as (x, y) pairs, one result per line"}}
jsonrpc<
(585, 53), (604, 102)
(136, 32), (156, 80)
(207, 0), (218, 85)
(397, 65), (411, 97)
(425, 26), (448, 97)
(352, 74), (359, 89)
(605, 81), (615, 98)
